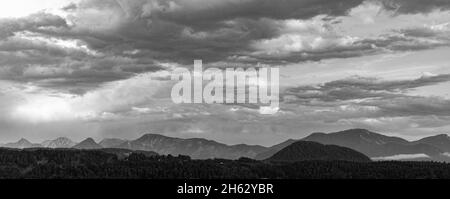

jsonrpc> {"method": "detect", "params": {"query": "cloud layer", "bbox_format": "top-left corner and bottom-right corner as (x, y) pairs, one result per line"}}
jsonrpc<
(1, 0), (450, 144)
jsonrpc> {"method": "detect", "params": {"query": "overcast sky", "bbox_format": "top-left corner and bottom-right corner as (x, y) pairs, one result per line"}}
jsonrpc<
(1, 0), (450, 145)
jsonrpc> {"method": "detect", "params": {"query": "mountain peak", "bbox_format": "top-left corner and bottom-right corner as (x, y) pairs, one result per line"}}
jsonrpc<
(84, 138), (96, 142)
(17, 138), (31, 145)
(3, 138), (41, 149)
(434, 134), (449, 138)
(337, 128), (373, 135)
(72, 138), (102, 149)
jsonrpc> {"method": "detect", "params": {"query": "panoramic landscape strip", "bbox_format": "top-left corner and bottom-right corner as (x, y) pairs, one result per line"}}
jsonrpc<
(1, 129), (450, 179)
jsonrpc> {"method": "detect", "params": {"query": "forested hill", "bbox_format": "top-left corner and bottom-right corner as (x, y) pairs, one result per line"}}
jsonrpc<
(1, 148), (450, 179)
(267, 141), (371, 162)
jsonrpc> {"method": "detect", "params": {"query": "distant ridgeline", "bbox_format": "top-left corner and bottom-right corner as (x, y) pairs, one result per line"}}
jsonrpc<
(0, 148), (450, 179)
(2, 129), (450, 163)
(257, 129), (450, 162)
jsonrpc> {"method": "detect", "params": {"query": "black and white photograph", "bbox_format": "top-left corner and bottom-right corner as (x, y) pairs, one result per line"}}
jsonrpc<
(1, 0), (450, 196)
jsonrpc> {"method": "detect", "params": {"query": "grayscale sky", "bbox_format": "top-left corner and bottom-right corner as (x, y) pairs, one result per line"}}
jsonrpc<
(1, 0), (450, 145)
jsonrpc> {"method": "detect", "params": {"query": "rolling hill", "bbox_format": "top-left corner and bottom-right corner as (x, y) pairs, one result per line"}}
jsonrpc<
(413, 134), (450, 152)
(267, 141), (371, 162)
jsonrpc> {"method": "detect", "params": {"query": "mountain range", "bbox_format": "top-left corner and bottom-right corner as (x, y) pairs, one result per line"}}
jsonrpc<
(0, 134), (266, 159)
(1, 129), (450, 161)
(73, 138), (103, 149)
(258, 129), (450, 161)
(116, 134), (266, 159)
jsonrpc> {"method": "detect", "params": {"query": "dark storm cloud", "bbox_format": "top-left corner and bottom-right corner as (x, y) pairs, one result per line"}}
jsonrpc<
(30, 0), (367, 64)
(0, 36), (91, 59)
(283, 74), (450, 117)
(0, 0), (375, 88)
(250, 21), (450, 64)
(265, 23), (450, 64)
(284, 74), (450, 103)
(362, 96), (450, 117)
(379, 0), (450, 14)
(0, 13), (67, 39)
(137, 0), (365, 28)
(0, 51), (165, 94)
(0, 35), (164, 94)
(0, 11), (165, 93)
(245, 43), (377, 64)
(320, 74), (450, 92)
(356, 25), (450, 52)
(2, 0), (450, 94)
(284, 85), (399, 104)
(399, 25), (450, 42)
(3, 0), (449, 70)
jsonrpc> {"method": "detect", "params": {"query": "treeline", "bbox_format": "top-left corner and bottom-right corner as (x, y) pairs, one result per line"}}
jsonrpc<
(0, 148), (450, 179)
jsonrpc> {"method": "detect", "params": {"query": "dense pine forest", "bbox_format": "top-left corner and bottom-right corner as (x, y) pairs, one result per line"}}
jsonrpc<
(0, 148), (450, 179)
